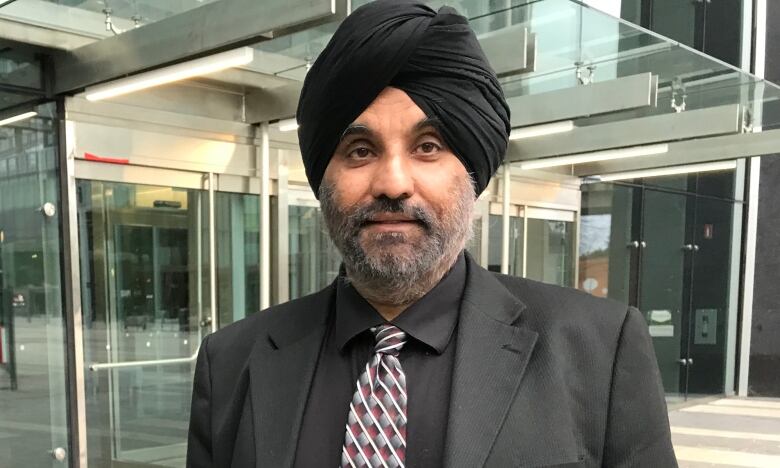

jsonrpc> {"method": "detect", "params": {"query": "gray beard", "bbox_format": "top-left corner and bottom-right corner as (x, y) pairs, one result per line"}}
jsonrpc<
(319, 177), (475, 306)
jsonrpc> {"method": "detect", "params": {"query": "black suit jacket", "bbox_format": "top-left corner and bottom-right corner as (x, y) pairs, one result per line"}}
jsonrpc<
(187, 255), (677, 467)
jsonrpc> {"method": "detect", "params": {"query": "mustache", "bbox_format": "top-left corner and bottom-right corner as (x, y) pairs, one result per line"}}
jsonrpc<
(347, 197), (434, 232)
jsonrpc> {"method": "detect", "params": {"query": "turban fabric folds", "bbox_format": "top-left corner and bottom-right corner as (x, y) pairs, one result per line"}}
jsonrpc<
(296, 0), (511, 197)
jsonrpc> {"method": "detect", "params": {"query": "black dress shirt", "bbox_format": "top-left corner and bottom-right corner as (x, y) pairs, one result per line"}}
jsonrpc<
(293, 253), (466, 468)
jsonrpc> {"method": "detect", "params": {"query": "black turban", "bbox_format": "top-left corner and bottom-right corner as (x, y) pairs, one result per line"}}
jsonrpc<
(296, 0), (510, 198)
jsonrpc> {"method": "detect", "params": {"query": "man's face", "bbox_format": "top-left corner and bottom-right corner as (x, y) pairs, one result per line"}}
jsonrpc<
(319, 87), (475, 301)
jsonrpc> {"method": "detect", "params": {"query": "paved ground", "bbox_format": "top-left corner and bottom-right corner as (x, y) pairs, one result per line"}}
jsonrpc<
(669, 397), (780, 468)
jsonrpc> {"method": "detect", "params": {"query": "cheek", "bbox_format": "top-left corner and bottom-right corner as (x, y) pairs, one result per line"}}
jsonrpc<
(323, 165), (371, 207)
(412, 160), (469, 214)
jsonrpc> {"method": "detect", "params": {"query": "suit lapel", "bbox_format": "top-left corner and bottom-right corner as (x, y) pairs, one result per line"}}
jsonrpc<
(444, 256), (539, 468)
(248, 285), (334, 468)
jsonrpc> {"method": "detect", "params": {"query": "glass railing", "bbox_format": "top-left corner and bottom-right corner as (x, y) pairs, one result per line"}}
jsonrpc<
(250, 0), (780, 131)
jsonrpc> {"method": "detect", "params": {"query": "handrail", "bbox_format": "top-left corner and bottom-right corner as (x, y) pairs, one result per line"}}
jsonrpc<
(88, 350), (198, 371)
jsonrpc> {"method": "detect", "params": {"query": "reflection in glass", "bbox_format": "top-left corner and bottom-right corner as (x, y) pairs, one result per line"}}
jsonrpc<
(0, 103), (69, 467)
(526, 218), (575, 287)
(579, 183), (633, 302)
(215, 192), (259, 326)
(288, 205), (341, 300)
(487, 214), (524, 275)
(78, 180), (209, 467)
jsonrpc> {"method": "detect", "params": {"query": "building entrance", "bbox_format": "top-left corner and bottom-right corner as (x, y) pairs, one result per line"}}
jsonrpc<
(76, 169), (211, 467)
(74, 161), (261, 467)
(637, 188), (734, 399)
(580, 171), (739, 398)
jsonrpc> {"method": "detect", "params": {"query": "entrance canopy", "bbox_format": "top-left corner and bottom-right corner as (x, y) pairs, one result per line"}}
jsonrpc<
(2, 0), (779, 177)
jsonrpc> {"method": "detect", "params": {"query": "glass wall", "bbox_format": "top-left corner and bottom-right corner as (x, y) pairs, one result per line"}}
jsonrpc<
(579, 171), (738, 398)
(215, 192), (259, 326)
(288, 204), (341, 300)
(526, 218), (575, 287)
(0, 103), (70, 467)
(487, 209), (576, 287)
(621, 0), (744, 67)
(487, 214), (524, 275)
(78, 180), (210, 467)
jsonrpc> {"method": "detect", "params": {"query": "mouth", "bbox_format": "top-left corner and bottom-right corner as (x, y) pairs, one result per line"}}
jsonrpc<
(361, 214), (424, 231)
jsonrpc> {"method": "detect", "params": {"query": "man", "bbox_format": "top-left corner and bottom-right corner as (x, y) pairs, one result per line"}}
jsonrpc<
(187, 1), (677, 467)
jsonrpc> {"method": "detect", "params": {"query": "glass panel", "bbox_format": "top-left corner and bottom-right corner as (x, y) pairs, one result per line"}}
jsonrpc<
(288, 205), (341, 300)
(649, 0), (700, 49)
(686, 197), (733, 396)
(0, 103), (69, 467)
(465, 216), (483, 262)
(215, 192), (259, 326)
(9, 0), (222, 32)
(487, 214), (524, 274)
(638, 188), (688, 397)
(525, 218), (575, 287)
(78, 180), (209, 467)
(579, 183), (634, 302)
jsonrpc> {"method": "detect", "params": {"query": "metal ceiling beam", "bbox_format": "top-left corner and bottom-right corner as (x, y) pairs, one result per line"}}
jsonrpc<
(53, 0), (345, 94)
(507, 104), (743, 162)
(508, 72), (658, 128)
(572, 128), (780, 176)
(244, 83), (303, 124)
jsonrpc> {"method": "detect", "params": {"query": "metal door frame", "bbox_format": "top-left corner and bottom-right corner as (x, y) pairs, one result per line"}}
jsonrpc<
(71, 161), (218, 465)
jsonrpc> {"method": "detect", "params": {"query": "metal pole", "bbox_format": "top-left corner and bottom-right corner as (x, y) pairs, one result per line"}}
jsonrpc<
(260, 122), (271, 310)
(501, 164), (511, 274)
(738, 157), (761, 396)
(208, 172), (217, 333)
(57, 100), (88, 467)
(724, 159), (746, 395)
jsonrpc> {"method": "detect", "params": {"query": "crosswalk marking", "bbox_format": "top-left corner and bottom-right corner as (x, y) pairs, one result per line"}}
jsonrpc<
(671, 426), (780, 442)
(674, 446), (780, 468)
(710, 398), (780, 411)
(681, 404), (780, 419)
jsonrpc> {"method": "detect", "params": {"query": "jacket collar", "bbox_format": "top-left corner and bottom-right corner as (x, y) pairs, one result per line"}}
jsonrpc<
(443, 253), (539, 468)
(247, 253), (539, 468)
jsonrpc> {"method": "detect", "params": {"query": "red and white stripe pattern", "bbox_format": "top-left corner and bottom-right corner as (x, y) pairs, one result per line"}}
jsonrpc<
(341, 324), (408, 468)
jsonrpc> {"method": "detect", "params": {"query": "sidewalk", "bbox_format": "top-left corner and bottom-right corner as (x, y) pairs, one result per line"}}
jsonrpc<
(669, 397), (780, 468)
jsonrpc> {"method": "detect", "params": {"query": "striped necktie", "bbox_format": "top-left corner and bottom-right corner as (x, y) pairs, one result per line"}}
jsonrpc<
(341, 324), (408, 468)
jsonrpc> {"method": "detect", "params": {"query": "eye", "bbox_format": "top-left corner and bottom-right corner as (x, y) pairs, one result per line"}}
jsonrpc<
(347, 146), (373, 160)
(416, 141), (442, 155)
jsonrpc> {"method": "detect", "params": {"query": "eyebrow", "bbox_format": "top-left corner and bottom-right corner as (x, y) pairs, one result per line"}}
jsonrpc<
(338, 117), (442, 142)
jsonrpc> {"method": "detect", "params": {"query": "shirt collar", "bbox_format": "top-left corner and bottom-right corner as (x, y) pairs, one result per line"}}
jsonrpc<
(334, 252), (466, 354)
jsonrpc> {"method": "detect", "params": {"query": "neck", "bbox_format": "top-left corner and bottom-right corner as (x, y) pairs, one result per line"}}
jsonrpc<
(348, 251), (460, 321)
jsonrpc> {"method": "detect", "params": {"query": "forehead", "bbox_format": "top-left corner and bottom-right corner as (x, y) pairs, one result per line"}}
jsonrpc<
(349, 87), (428, 131)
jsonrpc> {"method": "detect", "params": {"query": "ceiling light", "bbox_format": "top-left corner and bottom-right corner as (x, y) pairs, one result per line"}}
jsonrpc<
(277, 117), (299, 132)
(518, 143), (669, 170)
(596, 161), (737, 182)
(0, 111), (37, 127)
(85, 47), (255, 101)
(509, 120), (574, 140)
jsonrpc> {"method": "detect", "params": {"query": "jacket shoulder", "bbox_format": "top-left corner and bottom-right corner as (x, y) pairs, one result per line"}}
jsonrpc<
(204, 284), (334, 361)
(493, 272), (629, 327)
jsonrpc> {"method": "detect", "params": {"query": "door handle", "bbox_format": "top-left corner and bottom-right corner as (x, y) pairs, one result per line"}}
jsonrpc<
(677, 358), (688, 366)
(682, 244), (699, 252)
(687, 358), (694, 366)
(199, 316), (212, 328)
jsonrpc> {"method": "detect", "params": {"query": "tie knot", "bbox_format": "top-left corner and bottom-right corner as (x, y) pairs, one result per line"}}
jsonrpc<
(371, 324), (406, 356)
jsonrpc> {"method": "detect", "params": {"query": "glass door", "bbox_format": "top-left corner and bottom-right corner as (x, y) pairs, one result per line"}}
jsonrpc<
(0, 102), (70, 467)
(77, 175), (211, 467)
(637, 188), (688, 398)
(287, 191), (341, 301)
(684, 197), (733, 396)
(525, 207), (576, 288)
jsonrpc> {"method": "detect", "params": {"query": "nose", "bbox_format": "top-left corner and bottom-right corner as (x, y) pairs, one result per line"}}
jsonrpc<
(369, 150), (415, 200)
